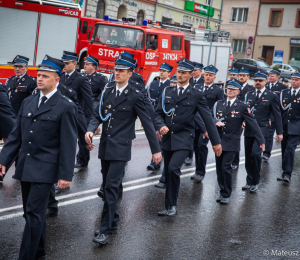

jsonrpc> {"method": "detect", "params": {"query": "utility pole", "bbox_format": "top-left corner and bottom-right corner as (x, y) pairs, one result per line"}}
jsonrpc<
(206, 1), (211, 29)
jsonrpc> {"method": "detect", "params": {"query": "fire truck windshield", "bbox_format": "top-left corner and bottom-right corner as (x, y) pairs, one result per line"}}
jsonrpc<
(92, 24), (145, 50)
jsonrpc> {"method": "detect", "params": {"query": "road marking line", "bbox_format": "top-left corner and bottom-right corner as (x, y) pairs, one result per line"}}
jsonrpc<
(0, 149), (299, 221)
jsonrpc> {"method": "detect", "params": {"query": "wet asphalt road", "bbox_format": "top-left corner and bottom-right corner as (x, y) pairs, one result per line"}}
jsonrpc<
(1, 132), (300, 260)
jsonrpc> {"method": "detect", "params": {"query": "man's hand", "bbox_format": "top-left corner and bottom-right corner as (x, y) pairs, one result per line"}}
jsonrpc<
(57, 179), (71, 189)
(156, 130), (162, 142)
(276, 134), (283, 143)
(86, 143), (95, 151)
(95, 126), (101, 135)
(269, 120), (272, 126)
(202, 131), (209, 139)
(85, 132), (94, 145)
(2, 138), (7, 144)
(160, 126), (169, 136)
(260, 143), (265, 151)
(212, 144), (222, 157)
(0, 164), (6, 177)
(152, 152), (162, 165)
(241, 122), (246, 129)
(215, 121), (225, 127)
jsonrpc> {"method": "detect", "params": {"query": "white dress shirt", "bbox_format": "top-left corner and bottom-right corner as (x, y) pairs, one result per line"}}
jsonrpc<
(116, 84), (128, 97)
(226, 98), (236, 106)
(255, 87), (265, 98)
(177, 83), (189, 95)
(38, 88), (57, 107)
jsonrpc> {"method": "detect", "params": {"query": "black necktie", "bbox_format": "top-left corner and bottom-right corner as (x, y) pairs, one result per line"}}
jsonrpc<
(65, 74), (69, 83)
(271, 83), (274, 89)
(159, 82), (162, 87)
(194, 78), (196, 84)
(226, 100), (231, 113)
(15, 77), (19, 82)
(179, 87), (184, 97)
(116, 90), (120, 101)
(293, 89), (296, 97)
(205, 85), (209, 92)
(39, 96), (47, 109)
(256, 90), (261, 101)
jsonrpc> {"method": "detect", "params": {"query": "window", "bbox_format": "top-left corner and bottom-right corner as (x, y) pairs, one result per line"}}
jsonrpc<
(82, 21), (88, 34)
(249, 60), (256, 66)
(146, 34), (157, 50)
(137, 10), (144, 25)
(295, 9), (300, 28)
(171, 36), (181, 50)
(231, 8), (248, 23)
(268, 9), (283, 27)
(284, 65), (290, 70)
(206, 0), (213, 6)
(96, 0), (105, 19)
(233, 39), (246, 53)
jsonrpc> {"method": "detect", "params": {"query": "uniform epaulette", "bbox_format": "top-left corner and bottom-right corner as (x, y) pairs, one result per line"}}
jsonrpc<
(79, 73), (85, 77)
(63, 85), (73, 93)
(131, 86), (140, 94)
(32, 87), (39, 95)
(193, 84), (202, 90)
(29, 76), (36, 80)
(62, 95), (73, 103)
(105, 82), (115, 89)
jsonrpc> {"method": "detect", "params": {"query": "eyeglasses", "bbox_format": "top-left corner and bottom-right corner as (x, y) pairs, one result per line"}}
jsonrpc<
(254, 79), (264, 82)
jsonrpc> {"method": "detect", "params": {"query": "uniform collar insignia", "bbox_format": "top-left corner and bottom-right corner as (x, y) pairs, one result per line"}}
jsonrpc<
(264, 92), (267, 95)
(125, 89), (128, 94)
(234, 103), (237, 106)
(22, 78), (25, 81)
(112, 89), (114, 93)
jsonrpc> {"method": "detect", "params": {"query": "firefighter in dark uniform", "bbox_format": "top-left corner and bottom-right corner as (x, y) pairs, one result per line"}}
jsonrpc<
(60, 51), (94, 169)
(170, 74), (177, 86)
(214, 80), (264, 204)
(185, 62), (204, 165)
(231, 68), (255, 170)
(85, 54), (161, 245)
(263, 69), (286, 161)
(277, 72), (300, 183)
(155, 59), (222, 217)
(282, 78), (289, 88)
(243, 71), (283, 193)
(0, 57), (78, 260)
(147, 62), (172, 171)
(191, 65), (225, 183)
(5, 55), (37, 116)
(122, 51), (145, 87)
(226, 68), (239, 85)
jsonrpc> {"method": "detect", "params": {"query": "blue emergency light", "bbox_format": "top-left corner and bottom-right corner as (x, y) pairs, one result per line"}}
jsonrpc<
(142, 20), (148, 26)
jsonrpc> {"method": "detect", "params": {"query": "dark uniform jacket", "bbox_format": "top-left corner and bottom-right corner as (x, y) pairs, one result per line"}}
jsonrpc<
(244, 89), (283, 138)
(88, 83), (160, 161)
(0, 83), (16, 139)
(155, 84), (221, 151)
(32, 83), (87, 145)
(237, 83), (255, 101)
(148, 79), (170, 107)
(60, 70), (93, 121)
(6, 73), (37, 116)
(265, 81), (286, 122)
(214, 99), (264, 151)
(131, 72), (145, 87)
(86, 71), (107, 110)
(280, 88), (300, 136)
(189, 76), (204, 86)
(0, 91), (78, 183)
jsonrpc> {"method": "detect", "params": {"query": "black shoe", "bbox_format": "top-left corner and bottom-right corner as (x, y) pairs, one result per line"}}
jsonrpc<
(249, 185), (258, 193)
(0, 173), (6, 182)
(277, 176), (284, 181)
(155, 182), (166, 189)
(167, 206), (177, 216)
(93, 233), (109, 245)
(147, 165), (156, 171)
(190, 173), (197, 180)
(158, 209), (169, 216)
(242, 184), (251, 191)
(185, 157), (193, 165)
(194, 175), (204, 183)
(74, 163), (87, 170)
(216, 196), (223, 202)
(262, 155), (269, 161)
(283, 176), (290, 184)
(231, 164), (238, 170)
(97, 189), (105, 199)
(95, 227), (117, 236)
(35, 254), (46, 260)
(46, 208), (58, 217)
(220, 197), (229, 204)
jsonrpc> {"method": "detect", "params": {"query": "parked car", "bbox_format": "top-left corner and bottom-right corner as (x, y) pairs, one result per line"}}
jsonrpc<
(271, 64), (300, 79)
(233, 58), (272, 77)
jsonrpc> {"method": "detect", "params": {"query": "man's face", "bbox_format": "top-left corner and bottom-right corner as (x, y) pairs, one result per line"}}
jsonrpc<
(170, 81), (177, 86)
(227, 88), (240, 99)
(291, 78), (300, 89)
(84, 63), (96, 75)
(63, 61), (76, 74)
(204, 72), (216, 85)
(177, 70), (191, 84)
(229, 73), (238, 80)
(254, 79), (266, 90)
(268, 73), (279, 83)
(37, 71), (59, 92)
(283, 81), (289, 87)
(150, 36), (155, 42)
(159, 69), (170, 81)
(193, 69), (202, 79)
(14, 65), (27, 77)
(114, 69), (132, 84)
(239, 74), (250, 84)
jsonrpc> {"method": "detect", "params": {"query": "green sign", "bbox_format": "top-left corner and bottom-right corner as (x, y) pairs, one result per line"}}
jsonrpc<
(185, 1), (214, 17)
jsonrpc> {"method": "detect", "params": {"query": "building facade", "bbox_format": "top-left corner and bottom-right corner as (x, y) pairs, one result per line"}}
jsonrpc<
(85, 0), (156, 24)
(155, 0), (223, 30)
(253, 0), (300, 66)
(220, 0), (260, 60)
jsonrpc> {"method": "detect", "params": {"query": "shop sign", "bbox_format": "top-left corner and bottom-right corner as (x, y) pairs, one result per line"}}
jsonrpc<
(184, 1), (214, 17)
(290, 38), (300, 45)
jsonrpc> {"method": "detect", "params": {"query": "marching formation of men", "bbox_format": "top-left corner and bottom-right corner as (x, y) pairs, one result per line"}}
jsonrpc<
(0, 50), (300, 259)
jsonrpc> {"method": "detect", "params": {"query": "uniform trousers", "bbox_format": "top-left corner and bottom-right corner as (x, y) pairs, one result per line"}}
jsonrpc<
(99, 160), (126, 235)
(197, 133), (210, 176)
(47, 185), (58, 211)
(232, 129), (243, 166)
(163, 149), (189, 208)
(263, 122), (276, 158)
(281, 134), (299, 177)
(187, 128), (201, 162)
(76, 118), (90, 166)
(215, 151), (236, 198)
(19, 181), (52, 260)
(244, 137), (263, 185)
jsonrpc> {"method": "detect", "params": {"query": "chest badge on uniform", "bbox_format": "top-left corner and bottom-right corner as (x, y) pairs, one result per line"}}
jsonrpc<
(234, 103), (237, 106)
(105, 110), (108, 114)
(89, 79), (91, 82)
(264, 92), (267, 95)
(108, 105), (111, 109)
